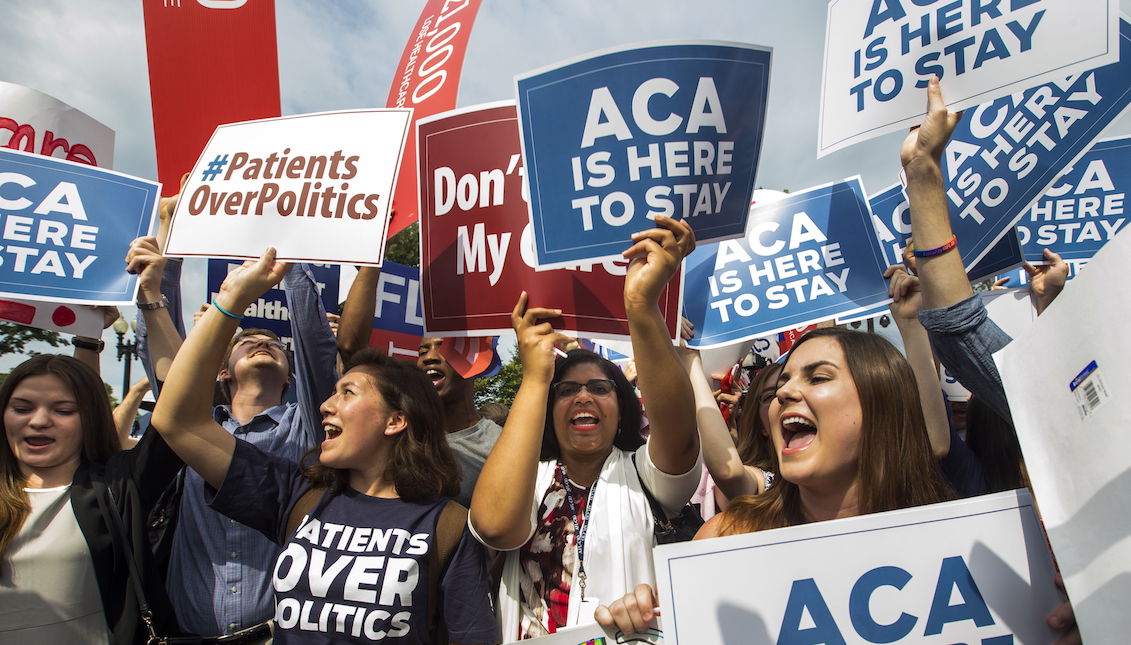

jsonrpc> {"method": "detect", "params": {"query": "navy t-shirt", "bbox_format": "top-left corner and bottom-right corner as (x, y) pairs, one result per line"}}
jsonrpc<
(208, 439), (498, 644)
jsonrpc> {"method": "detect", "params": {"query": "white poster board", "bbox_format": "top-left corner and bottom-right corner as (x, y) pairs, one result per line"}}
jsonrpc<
(819, 0), (1119, 156)
(0, 81), (115, 168)
(0, 296), (104, 338)
(507, 622), (661, 645)
(165, 109), (411, 266)
(994, 226), (1131, 644)
(655, 490), (1060, 644)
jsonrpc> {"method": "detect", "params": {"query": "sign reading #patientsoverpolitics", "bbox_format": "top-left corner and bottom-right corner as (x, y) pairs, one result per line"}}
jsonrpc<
(166, 109), (411, 266)
(0, 148), (158, 305)
(419, 102), (681, 340)
(516, 42), (771, 268)
(819, 0), (1118, 156)
(1016, 134), (1129, 263)
(654, 490), (1061, 644)
(683, 178), (891, 349)
(941, 17), (1131, 270)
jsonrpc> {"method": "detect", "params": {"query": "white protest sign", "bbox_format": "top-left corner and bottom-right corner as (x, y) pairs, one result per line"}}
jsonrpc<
(166, 109), (411, 266)
(994, 226), (1131, 644)
(0, 81), (115, 168)
(655, 490), (1060, 644)
(818, 0), (1119, 156)
(506, 622), (661, 645)
(0, 296), (104, 338)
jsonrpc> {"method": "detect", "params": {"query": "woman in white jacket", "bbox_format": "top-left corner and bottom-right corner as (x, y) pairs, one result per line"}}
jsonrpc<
(469, 216), (702, 640)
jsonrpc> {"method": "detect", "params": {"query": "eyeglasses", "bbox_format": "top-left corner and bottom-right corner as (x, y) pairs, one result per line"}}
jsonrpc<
(552, 379), (617, 399)
(235, 337), (286, 352)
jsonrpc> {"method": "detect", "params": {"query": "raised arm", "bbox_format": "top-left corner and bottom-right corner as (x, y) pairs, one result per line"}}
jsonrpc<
(885, 264), (950, 459)
(1024, 248), (1069, 315)
(469, 292), (566, 550)
(283, 263), (338, 445)
(681, 349), (765, 498)
(128, 236), (184, 385)
(112, 375), (149, 448)
(336, 266), (381, 365)
(624, 216), (699, 475)
(149, 249), (290, 488)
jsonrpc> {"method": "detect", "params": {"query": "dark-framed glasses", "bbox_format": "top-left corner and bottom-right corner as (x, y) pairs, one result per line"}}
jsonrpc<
(552, 378), (616, 399)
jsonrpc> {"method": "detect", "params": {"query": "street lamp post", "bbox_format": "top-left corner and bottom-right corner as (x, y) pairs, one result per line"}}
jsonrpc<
(112, 316), (139, 398)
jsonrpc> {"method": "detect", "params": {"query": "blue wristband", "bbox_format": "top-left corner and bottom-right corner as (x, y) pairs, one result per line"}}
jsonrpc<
(212, 300), (244, 320)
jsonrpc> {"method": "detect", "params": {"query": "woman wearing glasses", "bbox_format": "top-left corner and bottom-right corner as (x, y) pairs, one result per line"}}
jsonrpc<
(470, 217), (702, 640)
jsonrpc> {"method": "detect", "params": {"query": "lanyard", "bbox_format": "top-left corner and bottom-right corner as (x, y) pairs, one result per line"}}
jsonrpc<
(558, 461), (598, 602)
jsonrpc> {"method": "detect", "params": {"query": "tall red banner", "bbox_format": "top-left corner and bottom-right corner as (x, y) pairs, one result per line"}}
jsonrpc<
(142, 0), (281, 197)
(385, 0), (482, 238)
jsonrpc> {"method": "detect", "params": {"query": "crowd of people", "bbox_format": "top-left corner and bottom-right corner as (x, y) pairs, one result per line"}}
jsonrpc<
(1, 83), (1084, 644)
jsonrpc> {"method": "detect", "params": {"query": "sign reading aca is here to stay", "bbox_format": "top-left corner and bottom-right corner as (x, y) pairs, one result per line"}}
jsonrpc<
(515, 41), (771, 269)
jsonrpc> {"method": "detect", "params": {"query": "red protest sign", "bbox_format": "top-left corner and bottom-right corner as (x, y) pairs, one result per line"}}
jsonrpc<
(385, 0), (482, 239)
(418, 103), (681, 340)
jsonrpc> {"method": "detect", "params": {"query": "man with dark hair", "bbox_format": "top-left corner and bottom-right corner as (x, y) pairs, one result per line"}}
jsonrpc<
(418, 337), (502, 507)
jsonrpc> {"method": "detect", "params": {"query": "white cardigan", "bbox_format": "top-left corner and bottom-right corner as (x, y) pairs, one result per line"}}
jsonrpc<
(470, 443), (702, 641)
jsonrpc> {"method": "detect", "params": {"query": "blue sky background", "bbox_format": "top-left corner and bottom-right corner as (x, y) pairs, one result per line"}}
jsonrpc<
(3, 0), (1131, 397)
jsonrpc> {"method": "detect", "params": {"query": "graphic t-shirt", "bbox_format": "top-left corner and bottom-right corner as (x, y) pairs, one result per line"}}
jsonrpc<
(517, 466), (589, 639)
(208, 439), (498, 644)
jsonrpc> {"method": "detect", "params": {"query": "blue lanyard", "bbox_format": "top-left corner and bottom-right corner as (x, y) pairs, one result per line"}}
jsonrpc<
(557, 461), (598, 601)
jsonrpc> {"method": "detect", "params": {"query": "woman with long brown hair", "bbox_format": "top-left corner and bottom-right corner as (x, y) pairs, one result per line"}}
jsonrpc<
(1, 354), (183, 644)
(149, 249), (497, 645)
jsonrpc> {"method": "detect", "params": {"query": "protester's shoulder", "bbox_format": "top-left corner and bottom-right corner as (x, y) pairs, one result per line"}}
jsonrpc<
(447, 416), (503, 443)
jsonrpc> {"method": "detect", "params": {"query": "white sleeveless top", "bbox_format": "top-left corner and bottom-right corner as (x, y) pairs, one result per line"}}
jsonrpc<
(0, 485), (111, 644)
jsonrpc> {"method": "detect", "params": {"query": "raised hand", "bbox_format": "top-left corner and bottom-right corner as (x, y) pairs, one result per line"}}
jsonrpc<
(623, 216), (696, 309)
(1023, 248), (1069, 314)
(125, 236), (168, 300)
(510, 291), (568, 385)
(900, 76), (961, 171)
(217, 248), (290, 313)
(884, 264), (924, 321)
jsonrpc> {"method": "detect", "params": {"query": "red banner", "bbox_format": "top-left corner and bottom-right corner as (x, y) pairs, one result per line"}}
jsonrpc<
(419, 103), (681, 341)
(142, 0), (281, 197)
(385, 0), (482, 238)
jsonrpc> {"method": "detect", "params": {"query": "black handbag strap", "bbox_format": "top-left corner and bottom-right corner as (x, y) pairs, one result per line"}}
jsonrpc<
(91, 473), (162, 645)
(630, 454), (677, 535)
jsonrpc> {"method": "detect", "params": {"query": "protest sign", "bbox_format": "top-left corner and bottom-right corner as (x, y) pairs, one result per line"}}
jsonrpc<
(507, 622), (660, 645)
(166, 110), (410, 265)
(367, 260), (425, 362)
(384, 0), (482, 238)
(142, 0), (279, 197)
(206, 260), (339, 350)
(819, 0), (1118, 156)
(869, 183), (1023, 282)
(1016, 134), (1129, 262)
(0, 296), (104, 338)
(940, 16), (1131, 270)
(0, 148), (158, 305)
(0, 81), (114, 168)
(683, 178), (891, 349)
(994, 226), (1131, 644)
(516, 42), (771, 268)
(655, 489), (1059, 644)
(418, 102), (680, 341)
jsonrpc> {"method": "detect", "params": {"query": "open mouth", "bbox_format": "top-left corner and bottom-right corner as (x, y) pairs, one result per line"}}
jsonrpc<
(323, 424), (342, 443)
(25, 435), (55, 448)
(780, 414), (817, 454)
(425, 368), (444, 388)
(570, 411), (599, 431)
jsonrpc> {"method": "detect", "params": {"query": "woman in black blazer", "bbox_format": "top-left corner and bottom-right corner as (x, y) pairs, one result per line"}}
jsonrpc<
(1, 354), (183, 644)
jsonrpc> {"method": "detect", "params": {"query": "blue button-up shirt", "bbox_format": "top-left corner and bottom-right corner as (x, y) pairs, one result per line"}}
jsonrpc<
(162, 264), (337, 636)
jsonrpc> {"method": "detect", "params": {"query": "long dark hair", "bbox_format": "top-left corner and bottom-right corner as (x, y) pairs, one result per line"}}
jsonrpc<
(1, 354), (119, 563)
(540, 350), (644, 461)
(720, 328), (953, 534)
(965, 395), (1027, 492)
(734, 363), (782, 472)
(301, 349), (459, 502)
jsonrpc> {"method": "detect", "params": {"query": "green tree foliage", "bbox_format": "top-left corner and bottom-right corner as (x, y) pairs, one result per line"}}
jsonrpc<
(384, 222), (420, 267)
(0, 321), (66, 356)
(473, 343), (523, 408)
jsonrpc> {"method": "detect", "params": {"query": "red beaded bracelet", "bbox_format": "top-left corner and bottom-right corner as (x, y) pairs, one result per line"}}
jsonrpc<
(912, 234), (957, 258)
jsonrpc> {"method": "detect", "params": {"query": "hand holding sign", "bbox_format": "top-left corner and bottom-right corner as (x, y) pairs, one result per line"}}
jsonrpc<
(1022, 248), (1068, 314)
(623, 216), (695, 309)
(883, 264), (923, 322)
(125, 236), (167, 301)
(216, 248), (291, 315)
(595, 583), (661, 639)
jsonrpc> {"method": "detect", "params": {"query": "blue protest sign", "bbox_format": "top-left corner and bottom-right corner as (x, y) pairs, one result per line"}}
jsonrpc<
(1016, 135), (1130, 263)
(206, 260), (339, 350)
(942, 17), (1131, 270)
(369, 260), (424, 361)
(869, 183), (1022, 282)
(0, 148), (158, 304)
(516, 42), (771, 268)
(684, 178), (891, 349)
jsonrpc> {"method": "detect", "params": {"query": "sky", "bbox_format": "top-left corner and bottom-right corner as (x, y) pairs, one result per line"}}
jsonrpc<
(2, 0), (1131, 397)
